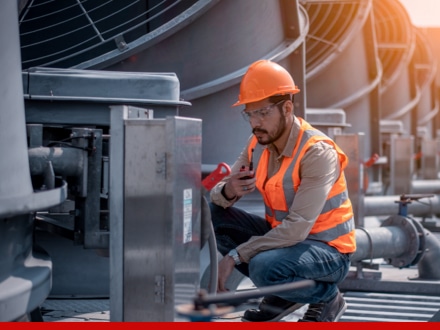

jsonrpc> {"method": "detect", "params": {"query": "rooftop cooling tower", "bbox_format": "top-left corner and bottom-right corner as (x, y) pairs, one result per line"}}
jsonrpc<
(302, 0), (381, 163)
(374, 0), (416, 135)
(19, 0), (215, 70)
(18, 0), (309, 167)
(413, 28), (438, 139)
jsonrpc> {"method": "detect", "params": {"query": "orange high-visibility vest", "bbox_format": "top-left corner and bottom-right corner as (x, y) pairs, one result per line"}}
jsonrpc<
(248, 119), (356, 254)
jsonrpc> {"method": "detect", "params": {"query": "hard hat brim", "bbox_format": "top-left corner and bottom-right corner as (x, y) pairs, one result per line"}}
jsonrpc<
(231, 89), (300, 107)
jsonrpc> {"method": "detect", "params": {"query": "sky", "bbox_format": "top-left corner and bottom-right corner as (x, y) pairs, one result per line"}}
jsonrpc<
(399, 0), (440, 27)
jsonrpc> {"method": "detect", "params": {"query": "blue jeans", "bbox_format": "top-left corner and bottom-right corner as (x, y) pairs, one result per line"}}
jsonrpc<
(209, 203), (351, 304)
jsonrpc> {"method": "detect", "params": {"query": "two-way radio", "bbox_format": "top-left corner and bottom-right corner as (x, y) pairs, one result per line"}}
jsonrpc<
(240, 148), (254, 180)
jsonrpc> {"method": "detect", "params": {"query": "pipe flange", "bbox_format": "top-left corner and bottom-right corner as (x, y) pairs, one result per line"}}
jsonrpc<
(380, 214), (420, 268)
(407, 217), (426, 266)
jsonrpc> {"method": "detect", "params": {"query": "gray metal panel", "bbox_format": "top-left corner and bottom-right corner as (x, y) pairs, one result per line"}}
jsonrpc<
(118, 116), (201, 321)
(420, 139), (439, 180)
(334, 133), (365, 227)
(109, 105), (159, 321)
(23, 68), (189, 126)
(109, 106), (127, 322)
(390, 136), (414, 195)
(23, 68), (187, 104)
(24, 102), (179, 126)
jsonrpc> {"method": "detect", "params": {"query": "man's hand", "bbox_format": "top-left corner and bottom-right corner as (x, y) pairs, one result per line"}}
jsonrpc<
(223, 170), (256, 199)
(217, 255), (236, 293)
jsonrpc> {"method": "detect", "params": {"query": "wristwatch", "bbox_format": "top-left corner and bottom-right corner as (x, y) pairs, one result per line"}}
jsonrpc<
(228, 249), (242, 265)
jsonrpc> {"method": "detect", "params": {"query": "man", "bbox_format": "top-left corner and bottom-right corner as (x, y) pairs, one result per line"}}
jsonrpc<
(209, 59), (356, 322)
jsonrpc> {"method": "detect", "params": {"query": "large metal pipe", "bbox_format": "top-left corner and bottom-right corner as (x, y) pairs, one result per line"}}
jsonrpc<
(418, 229), (440, 279)
(353, 214), (440, 279)
(353, 226), (411, 263)
(28, 147), (86, 177)
(411, 180), (440, 194)
(364, 194), (440, 216)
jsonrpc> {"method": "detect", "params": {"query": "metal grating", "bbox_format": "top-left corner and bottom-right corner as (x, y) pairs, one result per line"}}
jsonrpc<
(19, 0), (200, 69)
(341, 291), (440, 322)
(39, 292), (440, 322)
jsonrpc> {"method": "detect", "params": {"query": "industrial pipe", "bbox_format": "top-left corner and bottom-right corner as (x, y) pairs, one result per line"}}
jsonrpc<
(364, 195), (440, 217)
(418, 229), (440, 280)
(28, 147), (86, 177)
(411, 180), (440, 194)
(353, 214), (440, 280)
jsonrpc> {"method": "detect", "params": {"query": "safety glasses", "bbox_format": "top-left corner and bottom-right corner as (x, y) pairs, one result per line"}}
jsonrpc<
(241, 100), (285, 122)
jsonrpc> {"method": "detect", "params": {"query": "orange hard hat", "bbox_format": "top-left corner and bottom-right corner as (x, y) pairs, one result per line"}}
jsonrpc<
(232, 60), (300, 106)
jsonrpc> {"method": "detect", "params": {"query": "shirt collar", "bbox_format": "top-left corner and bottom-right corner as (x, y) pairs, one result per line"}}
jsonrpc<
(266, 116), (301, 160)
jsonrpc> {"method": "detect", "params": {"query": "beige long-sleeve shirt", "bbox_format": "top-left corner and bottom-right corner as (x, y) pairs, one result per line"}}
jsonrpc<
(210, 116), (340, 263)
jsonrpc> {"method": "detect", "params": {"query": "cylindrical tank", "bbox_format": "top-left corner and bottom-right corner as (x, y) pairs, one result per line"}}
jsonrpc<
(0, 1), (66, 321)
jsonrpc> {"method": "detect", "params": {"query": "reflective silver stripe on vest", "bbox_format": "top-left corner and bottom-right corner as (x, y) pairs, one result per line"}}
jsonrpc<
(273, 209), (289, 220)
(265, 206), (288, 220)
(252, 143), (264, 173)
(265, 204), (274, 217)
(270, 190), (349, 222)
(281, 128), (328, 210)
(321, 190), (349, 214)
(307, 216), (355, 242)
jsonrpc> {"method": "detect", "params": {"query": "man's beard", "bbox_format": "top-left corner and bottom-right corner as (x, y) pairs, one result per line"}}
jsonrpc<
(252, 116), (286, 145)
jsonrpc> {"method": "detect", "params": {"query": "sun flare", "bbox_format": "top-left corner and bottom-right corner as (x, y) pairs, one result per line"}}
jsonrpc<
(399, 0), (440, 27)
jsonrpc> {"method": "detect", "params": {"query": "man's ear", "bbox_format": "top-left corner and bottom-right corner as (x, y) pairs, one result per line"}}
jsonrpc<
(284, 100), (294, 116)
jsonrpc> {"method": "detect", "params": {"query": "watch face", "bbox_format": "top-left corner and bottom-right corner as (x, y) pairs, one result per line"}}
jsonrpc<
(229, 249), (241, 265)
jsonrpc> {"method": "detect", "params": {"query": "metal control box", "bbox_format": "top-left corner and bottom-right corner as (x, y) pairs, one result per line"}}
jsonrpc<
(110, 106), (202, 321)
